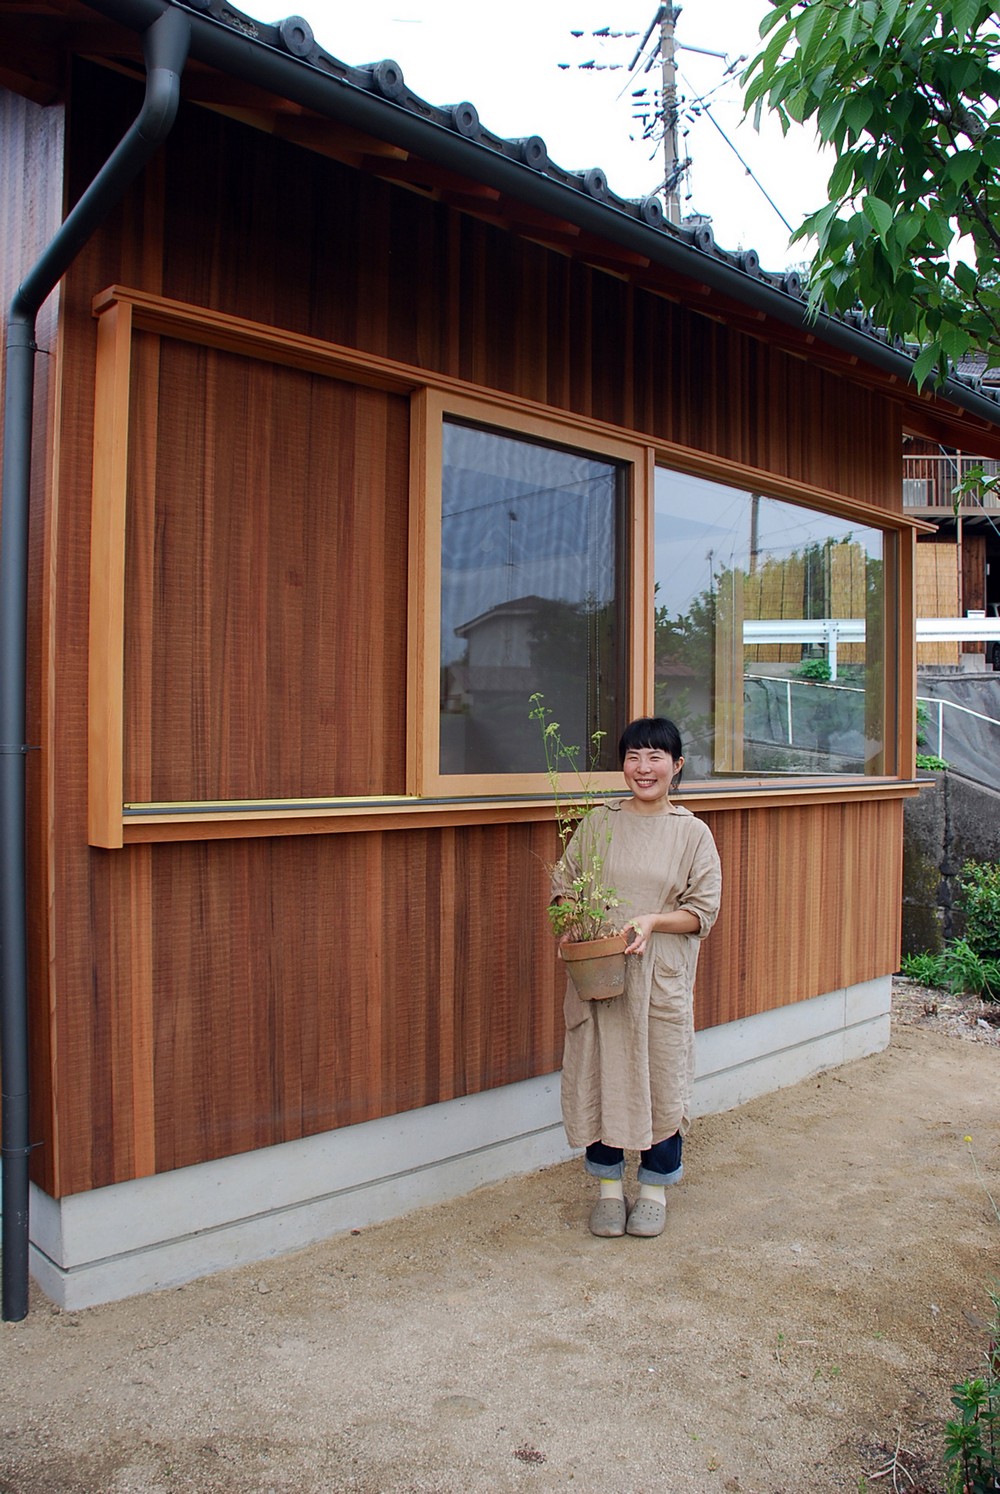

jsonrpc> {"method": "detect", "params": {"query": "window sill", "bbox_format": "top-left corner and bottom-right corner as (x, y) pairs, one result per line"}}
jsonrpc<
(114, 778), (921, 844)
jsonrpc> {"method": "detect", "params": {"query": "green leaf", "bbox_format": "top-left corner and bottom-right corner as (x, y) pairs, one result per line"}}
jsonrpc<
(758, 0), (798, 40)
(951, 258), (979, 294)
(826, 151), (858, 200)
(950, 0), (986, 40)
(842, 92), (874, 140)
(862, 194), (894, 237)
(894, 212), (924, 250)
(945, 149), (982, 189)
(836, 5), (860, 48)
(925, 210), (956, 251)
(872, 0), (903, 49)
(912, 343), (942, 388)
(940, 320), (972, 360)
(794, 4), (829, 56)
(816, 95), (845, 140)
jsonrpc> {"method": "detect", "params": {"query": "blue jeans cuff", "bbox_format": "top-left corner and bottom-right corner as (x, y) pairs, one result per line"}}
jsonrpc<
(637, 1161), (683, 1186)
(584, 1157), (626, 1181)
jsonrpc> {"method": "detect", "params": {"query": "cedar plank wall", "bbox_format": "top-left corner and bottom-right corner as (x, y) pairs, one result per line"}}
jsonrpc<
(31, 63), (903, 1197)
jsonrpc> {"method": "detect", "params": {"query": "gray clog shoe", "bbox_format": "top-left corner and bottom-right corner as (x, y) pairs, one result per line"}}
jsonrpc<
(625, 1196), (666, 1237)
(588, 1196), (627, 1237)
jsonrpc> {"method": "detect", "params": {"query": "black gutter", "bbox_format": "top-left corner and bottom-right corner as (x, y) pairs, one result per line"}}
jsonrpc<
(0, 4), (190, 1322)
(82, 0), (1000, 434)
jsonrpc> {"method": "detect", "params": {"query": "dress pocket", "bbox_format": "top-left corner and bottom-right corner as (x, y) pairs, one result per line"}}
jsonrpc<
(651, 932), (692, 988)
(648, 970), (690, 1018)
(563, 983), (593, 1031)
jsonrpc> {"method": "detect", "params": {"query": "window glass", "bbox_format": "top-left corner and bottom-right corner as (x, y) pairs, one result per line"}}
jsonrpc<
(440, 421), (625, 775)
(654, 467), (886, 778)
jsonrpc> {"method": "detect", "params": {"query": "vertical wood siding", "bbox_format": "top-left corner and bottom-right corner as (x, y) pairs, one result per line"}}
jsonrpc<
(123, 334), (409, 802)
(25, 63), (906, 1195)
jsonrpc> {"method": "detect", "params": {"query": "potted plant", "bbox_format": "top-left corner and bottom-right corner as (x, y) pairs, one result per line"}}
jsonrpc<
(530, 693), (627, 1001)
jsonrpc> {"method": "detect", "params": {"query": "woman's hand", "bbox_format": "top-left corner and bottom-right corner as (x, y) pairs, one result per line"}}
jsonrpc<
(624, 916), (655, 955)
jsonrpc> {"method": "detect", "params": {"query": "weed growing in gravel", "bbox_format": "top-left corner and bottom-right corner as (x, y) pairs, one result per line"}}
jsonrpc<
(942, 1140), (1000, 1494)
(942, 1294), (999, 1494)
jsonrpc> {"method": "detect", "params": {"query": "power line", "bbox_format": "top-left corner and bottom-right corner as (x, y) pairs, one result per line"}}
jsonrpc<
(563, 6), (794, 240)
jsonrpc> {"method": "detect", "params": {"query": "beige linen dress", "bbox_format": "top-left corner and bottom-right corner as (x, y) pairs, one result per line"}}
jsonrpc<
(555, 802), (722, 1152)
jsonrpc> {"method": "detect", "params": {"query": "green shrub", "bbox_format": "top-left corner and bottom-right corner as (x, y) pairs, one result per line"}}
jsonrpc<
(916, 700), (930, 748)
(958, 860), (1000, 959)
(899, 950), (945, 985)
(792, 656), (832, 682)
(900, 942), (1000, 1000)
(915, 753), (949, 771)
(940, 939), (1000, 1002)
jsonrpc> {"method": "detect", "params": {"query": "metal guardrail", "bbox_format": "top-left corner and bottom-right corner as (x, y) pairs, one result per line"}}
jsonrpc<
(916, 693), (1000, 762)
(746, 675), (1000, 763)
(743, 617), (1000, 679)
(746, 674), (862, 751)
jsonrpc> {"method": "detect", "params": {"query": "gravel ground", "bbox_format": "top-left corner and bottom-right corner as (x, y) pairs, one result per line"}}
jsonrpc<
(1, 979), (998, 1494)
(891, 975), (1000, 1047)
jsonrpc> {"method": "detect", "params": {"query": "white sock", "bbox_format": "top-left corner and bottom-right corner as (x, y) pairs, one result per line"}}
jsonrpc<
(638, 1183), (666, 1203)
(599, 1178), (625, 1201)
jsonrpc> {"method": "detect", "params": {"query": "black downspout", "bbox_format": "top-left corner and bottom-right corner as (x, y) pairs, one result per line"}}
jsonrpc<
(0, 4), (190, 1322)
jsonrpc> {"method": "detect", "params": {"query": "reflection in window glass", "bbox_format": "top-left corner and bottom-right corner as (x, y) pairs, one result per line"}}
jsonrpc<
(440, 421), (625, 775)
(654, 468), (885, 778)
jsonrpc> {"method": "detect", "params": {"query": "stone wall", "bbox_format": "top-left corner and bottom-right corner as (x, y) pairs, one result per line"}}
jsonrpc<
(902, 770), (1000, 955)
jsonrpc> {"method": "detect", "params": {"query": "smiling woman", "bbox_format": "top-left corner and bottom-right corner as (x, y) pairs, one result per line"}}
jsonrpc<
(554, 713), (722, 1238)
(620, 723), (684, 813)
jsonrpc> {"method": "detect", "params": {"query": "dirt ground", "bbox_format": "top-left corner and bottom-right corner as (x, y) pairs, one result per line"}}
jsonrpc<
(2, 983), (999, 1494)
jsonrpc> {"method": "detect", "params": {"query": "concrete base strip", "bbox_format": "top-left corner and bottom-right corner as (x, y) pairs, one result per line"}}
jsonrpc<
(24, 976), (890, 1309)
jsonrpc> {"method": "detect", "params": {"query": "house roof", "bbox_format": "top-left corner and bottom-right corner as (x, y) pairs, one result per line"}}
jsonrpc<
(7, 0), (1000, 455)
(454, 596), (552, 638)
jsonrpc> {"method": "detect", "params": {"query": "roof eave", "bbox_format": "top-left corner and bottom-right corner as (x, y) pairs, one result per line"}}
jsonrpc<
(69, 0), (1000, 436)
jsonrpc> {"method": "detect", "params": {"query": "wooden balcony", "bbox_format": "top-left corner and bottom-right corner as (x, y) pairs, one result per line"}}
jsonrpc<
(903, 454), (1000, 523)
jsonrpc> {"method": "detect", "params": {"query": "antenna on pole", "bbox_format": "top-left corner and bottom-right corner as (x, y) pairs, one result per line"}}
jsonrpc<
(563, 5), (761, 236)
(659, 6), (684, 225)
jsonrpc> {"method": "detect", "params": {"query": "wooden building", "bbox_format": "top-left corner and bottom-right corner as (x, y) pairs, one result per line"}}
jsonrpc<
(902, 437), (1000, 670)
(5, 0), (1000, 1310)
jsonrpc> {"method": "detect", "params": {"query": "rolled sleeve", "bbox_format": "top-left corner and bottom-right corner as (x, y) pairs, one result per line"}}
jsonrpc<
(678, 825), (722, 940)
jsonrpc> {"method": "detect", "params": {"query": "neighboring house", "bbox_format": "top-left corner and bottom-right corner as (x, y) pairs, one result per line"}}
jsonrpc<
(6, 0), (1000, 1311)
(903, 435), (1000, 670)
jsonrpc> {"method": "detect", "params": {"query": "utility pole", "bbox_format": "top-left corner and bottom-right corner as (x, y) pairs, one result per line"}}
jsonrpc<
(660, 5), (683, 225)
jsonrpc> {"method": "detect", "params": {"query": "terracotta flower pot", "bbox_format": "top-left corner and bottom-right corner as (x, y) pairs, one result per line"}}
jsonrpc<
(559, 931), (628, 1001)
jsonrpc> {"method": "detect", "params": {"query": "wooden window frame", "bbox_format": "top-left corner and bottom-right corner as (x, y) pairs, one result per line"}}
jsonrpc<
(651, 459), (908, 782)
(406, 388), (652, 798)
(88, 286), (924, 848)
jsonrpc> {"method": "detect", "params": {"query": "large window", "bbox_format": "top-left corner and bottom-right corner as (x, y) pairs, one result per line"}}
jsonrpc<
(408, 391), (646, 797)
(654, 467), (888, 779)
(439, 420), (626, 777)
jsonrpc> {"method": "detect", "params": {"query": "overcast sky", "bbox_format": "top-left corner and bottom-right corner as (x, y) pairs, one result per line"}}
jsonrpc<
(242, 0), (831, 272)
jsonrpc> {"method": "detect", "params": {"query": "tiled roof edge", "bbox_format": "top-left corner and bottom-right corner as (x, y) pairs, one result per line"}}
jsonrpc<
(184, 0), (806, 300)
(80, 0), (1000, 423)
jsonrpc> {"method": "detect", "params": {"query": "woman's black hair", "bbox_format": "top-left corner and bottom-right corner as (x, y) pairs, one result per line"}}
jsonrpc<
(618, 716), (684, 770)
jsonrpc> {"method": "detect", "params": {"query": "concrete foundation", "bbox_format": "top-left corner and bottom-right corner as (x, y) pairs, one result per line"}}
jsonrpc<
(25, 977), (891, 1309)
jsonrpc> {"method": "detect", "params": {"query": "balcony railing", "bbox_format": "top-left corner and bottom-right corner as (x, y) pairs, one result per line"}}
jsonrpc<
(903, 453), (1000, 510)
